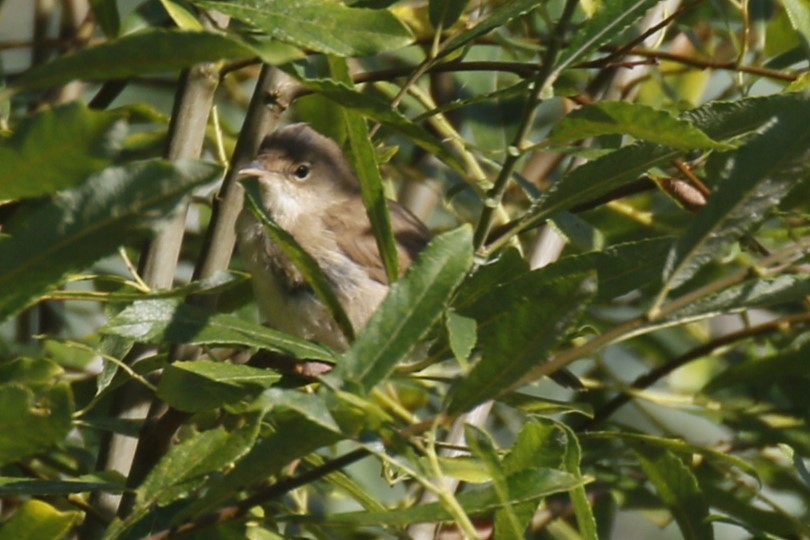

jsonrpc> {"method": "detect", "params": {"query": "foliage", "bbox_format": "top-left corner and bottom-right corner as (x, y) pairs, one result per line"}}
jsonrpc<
(0, 0), (809, 538)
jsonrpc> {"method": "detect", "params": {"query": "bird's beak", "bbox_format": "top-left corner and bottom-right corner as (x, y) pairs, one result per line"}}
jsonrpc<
(237, 161), (267, 178)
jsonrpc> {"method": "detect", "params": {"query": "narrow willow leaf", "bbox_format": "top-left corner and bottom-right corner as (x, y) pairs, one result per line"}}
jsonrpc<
(558, 423), (598, 540)
(254, 387), (340, 433)
(445, 310), (477, 363)
(333, 226), (474, 394)
(89, 0), (120, 36)
(703, 342), (810, 395)
(555, 0), (662, 74)
(193, 0), (413, 56)
(438, 0), (540, 60)
(0, 384), (73, 467)
(547, 101), (733, 151)
(494, 418), (565, 537)
(157, 360), (281, 412)
(592, 432), (760, 487)
(523, 93), (810, 233)
(631, 443), (713, 540)
(661, 98), (810, 298)
(0, 477), (123, 496)
(329, 56), (399, 285)
(447, 271), (596, 414)
(136, 418), (261, 508)
(664, 274), (810, 325)
(175, 416), (341, 521)
(283, 468), (585, 526)
(783, 0), (810, 50)
(498, 393), (593, 417)
(102, 299), (336, 361)
(548, 237), (672, 302)
(13, 29), (255, 92)
(0, 500), (80, 540)
(160, 0), (204, 30)
(466, 425), (524, 539)
(0, 159), (220, 322)
(0, 102), (126, 199)
(429, 0), (468, 29)
(296, 78), (466, 175)
(243, 177), (354, 342)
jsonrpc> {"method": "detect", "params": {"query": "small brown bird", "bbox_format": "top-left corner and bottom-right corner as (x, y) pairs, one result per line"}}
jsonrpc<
(236, 123), (431, 351)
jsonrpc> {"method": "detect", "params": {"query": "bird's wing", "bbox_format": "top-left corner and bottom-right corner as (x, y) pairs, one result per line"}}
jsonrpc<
(324, 199), (431, 285)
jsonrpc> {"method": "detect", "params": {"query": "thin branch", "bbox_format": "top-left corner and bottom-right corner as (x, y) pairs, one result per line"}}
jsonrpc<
(582, 311), (810, 430)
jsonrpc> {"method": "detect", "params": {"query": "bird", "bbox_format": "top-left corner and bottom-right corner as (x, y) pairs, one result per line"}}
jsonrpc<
(235, 123), (431, 352)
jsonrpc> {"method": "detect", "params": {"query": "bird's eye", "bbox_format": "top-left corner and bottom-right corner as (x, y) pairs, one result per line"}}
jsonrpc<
(293, 164), (310, 180)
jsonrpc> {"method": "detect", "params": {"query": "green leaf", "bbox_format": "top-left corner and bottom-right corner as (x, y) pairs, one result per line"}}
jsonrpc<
(284, 468), (585, 526)
(0, 358), (63, 387)
(329, 56), (399, 285)
(466, 425), (524, 539)
(445, 310), (477, 363)
(241, 177), (354, 342)
(0, 159), (221, 322)
(0, 102), (126, 200)
(0, 384), (73, 467)
(0, 500), (80, 540)
(429, 0), (468, 29)
(135, 418), (261, 508)
(192, 0), (413, 56)
(160, 0), (204, 30)
(254, 387), (340, 433)
(89, 0), (121, 36)
(0, 477), (123, 496)
(438, 0), (540, 60)
(664, 274), (810, 326)
(555, 0), (663, 74)
(102, 299), (336, 361)
(703, 341), (810, 394)
(783, 0), (810, 51)
(547, 101), (733, 151)
(295, 78), (466, 175)
(333, 226), (474, 394)
(520, 93), (810, 235)
(660, 96), (810, 300)
(446, 270), (595, 414)
(549, 237), (672, 302)
(558, 423), (598, 540)
(631, 443), (713, 540)
(157, 360), (281, 412)
(12, 29), (255, 92)
(498, 393), (593, 417)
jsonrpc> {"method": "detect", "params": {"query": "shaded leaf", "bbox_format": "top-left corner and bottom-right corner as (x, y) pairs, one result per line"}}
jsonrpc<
(660, 97), (810, 299)
(89, 0), (121, 36)
(157, 360), (281, 412)
(333, 226), (474, 393)
(446, 310), (477, 363)
(0, 159), (220, 322)
(558, 423), (598, 540)
(555, 0), (662, 73)
(0, 384), (73, 467)
(103, 299), (336, 361)
(193, 0), (413, 56)
(547, 101), (733, 151)
(284, 468), (586, 526)
(136, 417), (261, 508)
(447, 270), (596, 414)
(429, 0), (467, 29)
(0, 102), (126, 200)
(0, 500), (80, 540)
(0, 477), (123, 496)
(703, 341), (810, 394)
(438, 0), (540, 60)
(631, 443), (713, 540)
(329, 56), (399, 285)
(13, 29), (255, 92)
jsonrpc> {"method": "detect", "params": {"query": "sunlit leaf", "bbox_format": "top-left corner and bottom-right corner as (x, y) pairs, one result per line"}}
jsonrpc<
(0, 159), (221, 322)
(0, 102), (126, 199)
(0, 500), (80, 540)
(193, 0), (413, 55)
(103, 299), (336, 361)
